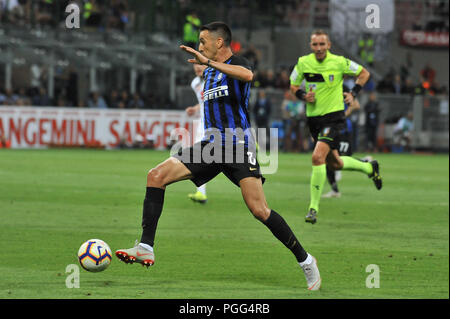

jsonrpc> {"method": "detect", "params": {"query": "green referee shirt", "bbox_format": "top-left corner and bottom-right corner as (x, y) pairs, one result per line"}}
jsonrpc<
(290, 51), (363, 117)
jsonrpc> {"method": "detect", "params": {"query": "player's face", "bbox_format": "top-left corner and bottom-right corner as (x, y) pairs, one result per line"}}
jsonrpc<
(198, 30), (217, 60)
(193, 63), (207, 77)
(310, 34), (331, 61)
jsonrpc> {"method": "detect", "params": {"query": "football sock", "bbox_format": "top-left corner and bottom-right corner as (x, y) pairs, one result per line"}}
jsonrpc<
(341, 156), (373, 175)
(197, 184), (206, 196)
(140, 187), (165, 247)
(309, 164), (326, 212)
(263, 210), (308, 263)
(299, 253), (313, 267)
(326, 166), (339, 193)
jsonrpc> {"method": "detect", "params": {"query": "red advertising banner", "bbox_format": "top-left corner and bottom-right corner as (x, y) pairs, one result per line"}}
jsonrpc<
(0, 107), (198, 149)
(400, 30), (449, 48)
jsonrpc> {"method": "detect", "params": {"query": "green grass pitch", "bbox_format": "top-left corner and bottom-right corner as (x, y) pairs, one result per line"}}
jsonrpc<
(0, 149), (448, 299)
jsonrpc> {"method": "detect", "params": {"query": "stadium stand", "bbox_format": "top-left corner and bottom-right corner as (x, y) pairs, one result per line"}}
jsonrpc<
(0, 0), (448, 151)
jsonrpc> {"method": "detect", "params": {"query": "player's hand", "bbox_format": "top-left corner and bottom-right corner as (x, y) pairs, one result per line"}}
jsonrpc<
(180, 45), (208, 65)
(305, 87), (315, 103)
(185, 106), (197, 116)
(343, 92), (354, 105)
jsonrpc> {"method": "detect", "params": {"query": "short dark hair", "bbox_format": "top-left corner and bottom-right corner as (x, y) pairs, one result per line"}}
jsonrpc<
(311, 29), (329, 39)
(200, 21), (232, 46)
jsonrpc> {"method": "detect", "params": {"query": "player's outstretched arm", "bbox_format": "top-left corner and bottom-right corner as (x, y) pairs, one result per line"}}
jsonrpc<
(180, 45), (253, 83)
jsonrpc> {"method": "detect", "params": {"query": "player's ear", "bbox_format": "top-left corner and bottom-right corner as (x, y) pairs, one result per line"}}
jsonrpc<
(216, 37), (224, 49)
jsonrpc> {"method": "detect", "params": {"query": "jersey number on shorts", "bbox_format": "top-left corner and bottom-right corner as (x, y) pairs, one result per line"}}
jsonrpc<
(339, 141), (349, 153)
(247, 151), (256, 165)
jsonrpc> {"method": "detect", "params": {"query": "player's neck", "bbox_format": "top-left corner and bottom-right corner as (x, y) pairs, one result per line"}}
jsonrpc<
(214, 48), (233, 63)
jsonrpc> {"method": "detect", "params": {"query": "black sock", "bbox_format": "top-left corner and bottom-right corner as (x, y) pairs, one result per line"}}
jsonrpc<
(140, 187), (165, 247)
(326, 166), (339, 192)
(263, 210), (308, 263)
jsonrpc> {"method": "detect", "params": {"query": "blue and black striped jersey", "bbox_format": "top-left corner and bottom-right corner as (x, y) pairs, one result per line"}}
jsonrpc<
(202, 55), (253, 147)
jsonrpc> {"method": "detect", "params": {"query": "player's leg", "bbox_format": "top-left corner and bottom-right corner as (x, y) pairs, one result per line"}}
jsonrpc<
(330, 153), (382, 191)
(239, 177), (321, 290)
(322, 165), (340, 198)
(188, 124), (208, 203)
(116, 157), (193, 267)
(188, 183), (207, 203)
(306, 141), (330, 223)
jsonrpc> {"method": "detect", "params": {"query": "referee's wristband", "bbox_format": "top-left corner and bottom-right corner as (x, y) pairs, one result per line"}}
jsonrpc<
(295, 89), (306, 100)
(351, 84), (362, 97)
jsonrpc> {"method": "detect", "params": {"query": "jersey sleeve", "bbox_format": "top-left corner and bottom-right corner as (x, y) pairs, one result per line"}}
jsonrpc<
(230, 55), (252, 71)
(290, 58), (304, 86)
(342, 57), (363, 76)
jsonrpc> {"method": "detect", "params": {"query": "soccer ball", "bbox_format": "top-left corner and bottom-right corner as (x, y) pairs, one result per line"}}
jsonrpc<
(77, 239), (112, 272)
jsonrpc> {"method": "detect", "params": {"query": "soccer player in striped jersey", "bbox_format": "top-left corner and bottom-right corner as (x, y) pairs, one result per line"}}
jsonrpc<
(115, 22), (321, 291)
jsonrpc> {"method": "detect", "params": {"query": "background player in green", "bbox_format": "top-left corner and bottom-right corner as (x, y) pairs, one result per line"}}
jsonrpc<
(290, 30), (382, 224)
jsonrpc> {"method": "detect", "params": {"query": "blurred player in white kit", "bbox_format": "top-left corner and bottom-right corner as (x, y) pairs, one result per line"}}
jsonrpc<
(185, 63), (208, 203)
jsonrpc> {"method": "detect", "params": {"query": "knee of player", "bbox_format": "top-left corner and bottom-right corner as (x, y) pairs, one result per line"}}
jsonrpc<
(311, 153), (325, 166)
(250, 205), (270, 222)
(147, 168), (164, 186)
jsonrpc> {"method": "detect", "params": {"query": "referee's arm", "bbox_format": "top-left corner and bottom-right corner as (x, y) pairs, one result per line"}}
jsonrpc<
(355, 67), (370, 89)
(345, 67), (370, 104)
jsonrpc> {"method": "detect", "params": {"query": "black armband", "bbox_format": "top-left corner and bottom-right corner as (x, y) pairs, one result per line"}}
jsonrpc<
(351, 84), (362, 97)
(295, 89), (306, 100)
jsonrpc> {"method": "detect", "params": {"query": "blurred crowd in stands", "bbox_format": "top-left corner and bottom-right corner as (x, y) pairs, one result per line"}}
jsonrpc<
(0, 0), (133, 31)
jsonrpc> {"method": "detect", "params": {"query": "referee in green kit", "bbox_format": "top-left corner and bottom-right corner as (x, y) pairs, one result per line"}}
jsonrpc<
(290, 30), (382, 224)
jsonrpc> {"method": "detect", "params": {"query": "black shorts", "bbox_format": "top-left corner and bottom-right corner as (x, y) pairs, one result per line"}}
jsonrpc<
(172, 141), (265, 187)
(336, 131), (353, 156)
(307, 111), (347, 151)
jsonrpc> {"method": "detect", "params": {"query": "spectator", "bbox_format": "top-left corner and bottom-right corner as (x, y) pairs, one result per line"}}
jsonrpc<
(17, 87), (31, 105)
(88, 91), (108, 108)
(400, 52), (413, 83)
(128, 93), (144, 109)
(0, 90), (5, 105)
(1, 0), (28, 26)
(420, 63), (436, 84)
(108, 0), (131, 31)
(83, 0), (102, 28)
(364, 92), (380, 152)
(393, 74), (402, 95)
(32, 86), (50, 106)
(393, 111), (414, 151)
(65, 65), (78, 107)
(401, 77), (416, 95)
(107, 89), (120, 108)
(241, 44), (261, 71)
(261, 69), (276, 88)
(3, 88), (19, 105)
(183, 11), (201, 49)
(33, 0), (56, 26)
(118, 89), (129, 108)
(30, 64), (45, 97)
(275, 69), (291, 90)
(253, 89), (272, 148)
(281, 90), (308, 152)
